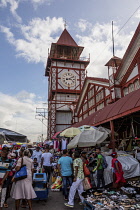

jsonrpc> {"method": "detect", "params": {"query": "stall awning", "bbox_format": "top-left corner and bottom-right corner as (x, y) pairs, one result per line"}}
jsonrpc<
(73, 88), (140, 127)
(0, 128), (27, 143)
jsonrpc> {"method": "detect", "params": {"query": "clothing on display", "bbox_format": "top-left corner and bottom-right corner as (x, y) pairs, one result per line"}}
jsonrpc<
(53, 139), (69, 151)
(61, 139), (67, 150)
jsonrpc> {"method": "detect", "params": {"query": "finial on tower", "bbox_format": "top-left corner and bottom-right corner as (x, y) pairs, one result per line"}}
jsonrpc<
(112, 21), (115, 57)
(64, 19), (67, 29)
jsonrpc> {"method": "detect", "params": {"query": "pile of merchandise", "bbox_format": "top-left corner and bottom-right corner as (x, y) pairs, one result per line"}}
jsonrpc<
(83, 186), (140, 210)
(51, 176), (62, 191)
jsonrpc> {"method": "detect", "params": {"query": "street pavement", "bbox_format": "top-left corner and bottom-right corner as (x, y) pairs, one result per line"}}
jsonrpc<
(5, 190), (83, 210)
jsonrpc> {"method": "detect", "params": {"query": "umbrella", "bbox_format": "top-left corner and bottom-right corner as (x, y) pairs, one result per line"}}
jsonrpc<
(52, 131), (61, 139)
(67, 129), (108, 149)
(79, 125), (96, 132)
(60, 127), (81, 138)
(97, 126), (118, 136)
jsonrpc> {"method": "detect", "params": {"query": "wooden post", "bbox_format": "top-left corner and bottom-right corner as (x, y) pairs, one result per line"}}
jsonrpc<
(110, 120), (115, 152)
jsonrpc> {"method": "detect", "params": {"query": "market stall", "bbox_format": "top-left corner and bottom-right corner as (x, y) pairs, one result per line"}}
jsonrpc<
(0, 128), (27, 143)
(93, 153), (140, 186)
(67, 129), (108, 149)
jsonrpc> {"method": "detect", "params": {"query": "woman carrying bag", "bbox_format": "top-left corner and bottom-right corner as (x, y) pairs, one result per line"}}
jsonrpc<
(12, 150), (36, 210)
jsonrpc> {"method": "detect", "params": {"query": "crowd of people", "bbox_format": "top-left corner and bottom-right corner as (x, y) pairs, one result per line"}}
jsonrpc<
(0, 144), (126, 209)
(0, 145), (53, 210)
(57, 148), (126, 208)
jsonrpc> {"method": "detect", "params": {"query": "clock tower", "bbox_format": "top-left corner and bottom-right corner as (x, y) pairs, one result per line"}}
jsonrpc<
(45, 28), (89, 139)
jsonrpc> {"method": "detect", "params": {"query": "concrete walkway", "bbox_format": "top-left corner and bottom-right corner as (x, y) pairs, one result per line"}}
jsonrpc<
(6, 190), (83, 210)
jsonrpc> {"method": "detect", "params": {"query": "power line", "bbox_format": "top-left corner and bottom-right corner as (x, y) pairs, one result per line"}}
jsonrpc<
(87, 5), (140, 71)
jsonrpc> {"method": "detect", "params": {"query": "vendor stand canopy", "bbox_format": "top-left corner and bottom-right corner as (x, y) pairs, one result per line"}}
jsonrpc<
(60, 127), (81, 137)
(67, 129), (108, 149)
(52, 131), (61, 139)
(97, 126), (119, 136)
(0, 128), (27, 144)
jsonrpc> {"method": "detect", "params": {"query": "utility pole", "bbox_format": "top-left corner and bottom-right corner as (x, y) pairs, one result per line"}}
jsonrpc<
(35, 108), (48, 142)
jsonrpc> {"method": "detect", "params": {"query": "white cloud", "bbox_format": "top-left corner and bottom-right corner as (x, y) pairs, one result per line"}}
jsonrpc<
(0, 25), (15, 44)
(77, 19), (92, 32)
(31, 0), (53, 5)
(0, 17), (64, 64)
(0, 0), (22, 23)
(135, 9), (140, 19)
(0, 91), (47, 142)
(76, 21), (135, 78)
(0, 0), (53, 23)
(0, 16), (138, 79)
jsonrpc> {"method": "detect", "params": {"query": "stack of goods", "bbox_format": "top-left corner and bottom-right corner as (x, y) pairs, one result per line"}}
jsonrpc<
(121, 187), (137, 197)
(83, 188), (140, 209)
(51, 176), (62, 191)
(127, 180), (140, 188)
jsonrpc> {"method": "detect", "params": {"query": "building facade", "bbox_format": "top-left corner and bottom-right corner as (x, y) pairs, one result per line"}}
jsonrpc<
(73, 23), (140, 125)
(45, 23), (140, 139)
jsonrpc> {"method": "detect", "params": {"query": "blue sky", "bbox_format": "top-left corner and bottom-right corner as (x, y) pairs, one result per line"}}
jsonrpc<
(0, 0), (139, 141)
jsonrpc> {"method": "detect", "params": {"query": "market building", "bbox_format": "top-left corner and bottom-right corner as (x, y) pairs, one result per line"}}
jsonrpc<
(73, 23), (140, 149)
(45, 23), (140, 141)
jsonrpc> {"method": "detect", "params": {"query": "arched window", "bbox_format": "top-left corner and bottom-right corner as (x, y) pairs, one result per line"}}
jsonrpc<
(128, 83), (134, 93)
(123, 87), (128, 96)
(134, 79), (140, 90)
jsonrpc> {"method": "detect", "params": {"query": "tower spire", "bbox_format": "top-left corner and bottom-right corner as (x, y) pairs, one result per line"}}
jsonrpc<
(112, 21), (115, 57)
(64, 19), (67, 29)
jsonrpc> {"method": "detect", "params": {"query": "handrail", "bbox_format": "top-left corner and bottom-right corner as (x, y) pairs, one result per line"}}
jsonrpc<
(50, 55), (90, 62)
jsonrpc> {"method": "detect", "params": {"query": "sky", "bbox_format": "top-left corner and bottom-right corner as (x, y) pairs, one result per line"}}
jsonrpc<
(0, 0), (140, 142)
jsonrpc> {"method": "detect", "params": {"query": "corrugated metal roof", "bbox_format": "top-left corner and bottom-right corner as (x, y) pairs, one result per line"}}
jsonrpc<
(73, 110), (101, 127)
(73, 88), (140, 127)
(105, 56), (122, 67)
(57, 29), (78, 46)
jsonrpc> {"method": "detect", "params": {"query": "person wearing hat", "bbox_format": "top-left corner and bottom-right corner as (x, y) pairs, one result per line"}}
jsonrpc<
(32, 146), (42, 164)
(111, 152), (126, 189)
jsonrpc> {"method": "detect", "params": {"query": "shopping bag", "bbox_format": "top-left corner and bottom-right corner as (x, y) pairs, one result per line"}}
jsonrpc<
(83, 177), (92, 190)
(83, 163), (90, 176)
(14, 158), (27, 181)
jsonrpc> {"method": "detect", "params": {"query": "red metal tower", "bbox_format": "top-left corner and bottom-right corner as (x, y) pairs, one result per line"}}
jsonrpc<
(45, 29), (89, 139)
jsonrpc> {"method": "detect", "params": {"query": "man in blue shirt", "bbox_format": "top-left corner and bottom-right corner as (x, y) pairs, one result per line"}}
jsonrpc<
(58, 149), (73, 200)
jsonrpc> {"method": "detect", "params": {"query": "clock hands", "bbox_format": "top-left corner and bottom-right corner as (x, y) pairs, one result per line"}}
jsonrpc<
(61, 72), (76, 87)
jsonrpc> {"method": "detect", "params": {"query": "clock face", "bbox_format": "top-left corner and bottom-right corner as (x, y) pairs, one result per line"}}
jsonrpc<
(61, 72), (76, 87)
